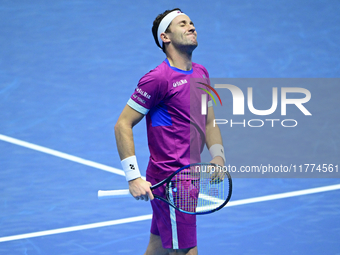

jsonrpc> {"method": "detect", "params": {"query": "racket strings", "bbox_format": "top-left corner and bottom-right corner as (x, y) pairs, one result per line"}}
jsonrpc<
(169, 164), (230, 213)
(171, 172), (199, 212)
(198, 171), (225, 211)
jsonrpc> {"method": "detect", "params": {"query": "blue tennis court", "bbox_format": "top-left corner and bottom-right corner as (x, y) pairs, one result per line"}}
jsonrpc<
(1, 1), (339, 254)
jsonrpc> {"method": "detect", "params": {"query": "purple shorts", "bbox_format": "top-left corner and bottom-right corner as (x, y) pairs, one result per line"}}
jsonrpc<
(147, 175), (197, 250)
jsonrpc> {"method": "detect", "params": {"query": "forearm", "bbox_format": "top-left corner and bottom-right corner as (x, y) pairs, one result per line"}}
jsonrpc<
(206, 124), (225, 165)
(114, 107), (153, 200)
(114, 105), (144, 160)
(205, 106), (225, 165)
(114, 120), (136, 160)
(205, 122), (223, 149)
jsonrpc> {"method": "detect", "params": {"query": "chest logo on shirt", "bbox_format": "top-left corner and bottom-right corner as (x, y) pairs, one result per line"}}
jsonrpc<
(173, 79), (188, 88)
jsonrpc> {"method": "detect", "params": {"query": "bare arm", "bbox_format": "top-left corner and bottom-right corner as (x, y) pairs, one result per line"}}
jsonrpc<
(115, 105), (143, 159)
(205, 106), (225, 166)
(114, 105), (154, 201)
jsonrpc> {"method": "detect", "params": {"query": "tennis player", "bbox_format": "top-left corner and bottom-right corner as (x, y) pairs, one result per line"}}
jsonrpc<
(115, 8), (225, 255)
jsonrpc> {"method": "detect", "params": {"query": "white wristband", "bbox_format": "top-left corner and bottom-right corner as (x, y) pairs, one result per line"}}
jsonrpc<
(209, 144), (226, 163)
(121, 155), (141, 181)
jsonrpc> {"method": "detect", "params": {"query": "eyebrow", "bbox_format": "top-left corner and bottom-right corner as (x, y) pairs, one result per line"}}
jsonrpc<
(177, 19), (194, 25)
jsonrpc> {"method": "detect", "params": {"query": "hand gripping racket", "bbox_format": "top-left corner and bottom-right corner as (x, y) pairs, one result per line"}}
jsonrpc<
(98, 163), (232, 215)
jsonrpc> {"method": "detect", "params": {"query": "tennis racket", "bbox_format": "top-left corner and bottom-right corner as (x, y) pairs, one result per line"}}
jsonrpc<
(98, 162), (232, 215)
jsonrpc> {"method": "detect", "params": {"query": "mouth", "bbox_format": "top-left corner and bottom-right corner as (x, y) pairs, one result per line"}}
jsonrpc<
(186, 33), (197, 39)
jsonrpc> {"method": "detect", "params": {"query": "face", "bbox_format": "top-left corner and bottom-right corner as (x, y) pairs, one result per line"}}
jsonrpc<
(166, 14), (198, 51)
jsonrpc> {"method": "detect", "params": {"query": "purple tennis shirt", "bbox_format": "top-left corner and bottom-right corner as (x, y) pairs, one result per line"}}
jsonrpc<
(128, 59), (211, 180)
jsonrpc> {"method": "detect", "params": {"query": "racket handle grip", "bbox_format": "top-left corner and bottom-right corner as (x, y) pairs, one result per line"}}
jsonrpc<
(98, 189), (131, 199)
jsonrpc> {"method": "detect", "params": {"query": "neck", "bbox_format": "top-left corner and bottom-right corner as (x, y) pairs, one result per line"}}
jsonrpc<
(165, 47), (193, 71)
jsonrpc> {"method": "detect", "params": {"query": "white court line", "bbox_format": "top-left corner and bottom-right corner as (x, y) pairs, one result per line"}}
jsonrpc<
(1, 183), (340, 243)
(227, 183), (340, 207)
(199, 193), (225, 204)
(0, 215), (152, 243)
(0, 134), (126, 176)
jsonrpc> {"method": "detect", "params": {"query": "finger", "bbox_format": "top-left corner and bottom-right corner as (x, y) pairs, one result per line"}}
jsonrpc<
(145, 182), (154, 201)
(147, 190), (154, 200)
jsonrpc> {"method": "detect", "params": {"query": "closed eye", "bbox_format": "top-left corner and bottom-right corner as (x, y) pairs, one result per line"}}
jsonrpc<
(178, 20), (194, 27)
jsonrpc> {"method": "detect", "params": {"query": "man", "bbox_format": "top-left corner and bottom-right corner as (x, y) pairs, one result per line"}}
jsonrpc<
(114, 8), (225, 255)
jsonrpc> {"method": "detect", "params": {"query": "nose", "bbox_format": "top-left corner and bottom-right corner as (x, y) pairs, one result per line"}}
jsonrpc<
(188, 24), (196, 33)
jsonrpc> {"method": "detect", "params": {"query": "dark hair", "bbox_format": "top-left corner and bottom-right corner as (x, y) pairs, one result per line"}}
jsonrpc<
(152, 8), (182, 53)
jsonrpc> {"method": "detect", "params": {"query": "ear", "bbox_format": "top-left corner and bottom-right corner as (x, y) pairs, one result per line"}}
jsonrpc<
(160, 32), (171, 44)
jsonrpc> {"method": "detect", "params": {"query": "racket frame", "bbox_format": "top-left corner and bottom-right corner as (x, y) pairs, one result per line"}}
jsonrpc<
(150, 162), (232, 215)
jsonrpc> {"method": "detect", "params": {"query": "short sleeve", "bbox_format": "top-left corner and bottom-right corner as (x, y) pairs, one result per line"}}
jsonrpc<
(127, 70), (166, 115)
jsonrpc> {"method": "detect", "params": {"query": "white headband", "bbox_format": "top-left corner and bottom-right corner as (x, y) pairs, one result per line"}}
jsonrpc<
(157, 10), (186, 48)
